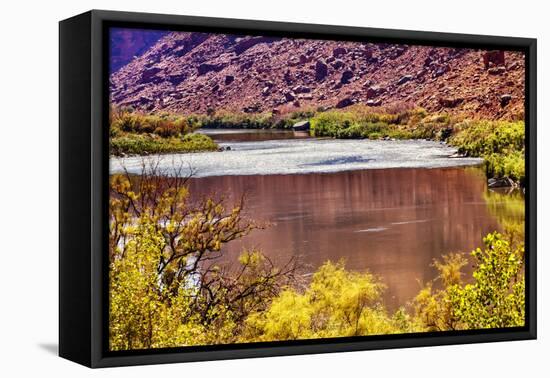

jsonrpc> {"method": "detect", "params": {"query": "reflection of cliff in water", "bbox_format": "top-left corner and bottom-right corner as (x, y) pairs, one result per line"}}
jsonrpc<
(186, 166), (512, 310)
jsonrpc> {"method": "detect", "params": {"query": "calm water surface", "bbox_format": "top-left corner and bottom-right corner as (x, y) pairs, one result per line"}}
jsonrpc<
(197, 128), (311, 142)
(182, 129), (521, 310)
(187, 167), (516, 310)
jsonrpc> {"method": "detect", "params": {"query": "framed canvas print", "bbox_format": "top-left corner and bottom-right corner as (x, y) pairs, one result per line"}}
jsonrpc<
(59, 10), (537, 368)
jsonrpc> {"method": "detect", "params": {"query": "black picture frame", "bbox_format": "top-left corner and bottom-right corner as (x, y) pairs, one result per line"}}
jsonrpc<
(59, 9), (537, 368)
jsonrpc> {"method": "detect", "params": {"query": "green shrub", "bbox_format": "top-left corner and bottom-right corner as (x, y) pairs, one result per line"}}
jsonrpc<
(309, 110), (414, 139)
(449, 232), (525, 329)
(110, 109), (195, 137)
(449, 120), (524, 157)
(194, 112), (276, 129)
(413, 231), (525, 331)
(484, 151), (525, 185)
(449, 120), (525, 184)
(110, 133), (218, 156)
(411, 113), (453, 140)
(243, 260), (405, 341)
(109, 107), (218, 156)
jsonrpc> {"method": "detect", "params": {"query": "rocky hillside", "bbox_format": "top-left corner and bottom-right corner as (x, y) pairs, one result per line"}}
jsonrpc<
(109, 31), (525, 120)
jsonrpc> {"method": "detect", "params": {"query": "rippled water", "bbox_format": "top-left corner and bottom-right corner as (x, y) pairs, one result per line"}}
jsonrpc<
(110, 138), (483, 177)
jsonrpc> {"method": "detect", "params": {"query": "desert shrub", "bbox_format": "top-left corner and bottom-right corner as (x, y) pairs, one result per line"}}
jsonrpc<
(413, 232), (525, 331)
(109, 170), (299, 350)
(382, 102), (418, 117)
(309, 107), (456, 141)
(412, 253), (469, 332)
(484, 151), (525, 185)
(111, 112), (139, 133)
(110, 135), (159, 155)
(310, 110), (418, 139)
(449, 120), (524, 156)
(110, 133), (218, 156)
(448, 232), (525, 329)
(110, 217), (206, 350)
(110, 108), (196, 137)
(195, 112), (276, 129)
(449, 120), (525, 184)
(310, 111), (377, 138)
(410, 113), (453, 140)
(243, 260), (410, 341)
(309, 111), (355, 137)
(179, 133), (218, 151)
(153, 118), (190, 137)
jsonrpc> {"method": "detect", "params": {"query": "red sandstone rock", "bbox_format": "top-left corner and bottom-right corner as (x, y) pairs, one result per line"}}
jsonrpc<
(109, 31), (526, 119)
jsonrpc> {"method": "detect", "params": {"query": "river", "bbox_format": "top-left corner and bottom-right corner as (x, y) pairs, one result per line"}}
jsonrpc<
(110, 129), (523, 310)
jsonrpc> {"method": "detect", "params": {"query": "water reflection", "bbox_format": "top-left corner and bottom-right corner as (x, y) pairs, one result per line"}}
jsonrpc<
(186, 166), (518, 310)
(197, 129), (311, 142)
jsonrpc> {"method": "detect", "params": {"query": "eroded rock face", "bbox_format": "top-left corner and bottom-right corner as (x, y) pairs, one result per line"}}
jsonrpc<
(500, 94), (513, 107)
(366, 99), (382, 107)
(332, 59), (345, 69)
(224, 75), (234, 85)
(110, 31), (526, 119)
(198, 63), (226, 75)
(293, 85), (311, 94)
(167, 73), (186, 85)
(284, 91), (296, 102)
(333, 47), (347, 57)
(336, 97), (354, 108)
(366, 86), (386, 99)
(488, 66), (506, 75)
(234, 36), (281, 55)
(439, 97), (464, 108)
(243, 103), (261, 113)
(482, 50), (505, 69)
(397, 75), (414, 85)
(388, 46), (407, 59)
(139, 67), (162, 84)
(315, 59), (328, 81)
(341, 70), (354, 84)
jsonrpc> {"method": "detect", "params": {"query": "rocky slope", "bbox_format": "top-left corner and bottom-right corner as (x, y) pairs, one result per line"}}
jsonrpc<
(110, 31), (525, 120)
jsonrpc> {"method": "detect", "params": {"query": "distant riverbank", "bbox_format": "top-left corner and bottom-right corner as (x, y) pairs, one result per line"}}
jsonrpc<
(109, 106), (524, 186)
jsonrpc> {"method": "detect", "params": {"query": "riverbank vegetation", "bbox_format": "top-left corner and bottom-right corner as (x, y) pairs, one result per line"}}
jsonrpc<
(109, 166), (525, 350)
(110, 133), (218, 156)
(306, 106), (525, 185)
(448, 120), (525, 186)
(110, 104), (525, 185)
(109, 108), (218, 156)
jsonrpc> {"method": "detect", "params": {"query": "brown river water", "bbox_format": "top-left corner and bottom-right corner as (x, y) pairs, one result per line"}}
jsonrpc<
(179, 130), (523, 310)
